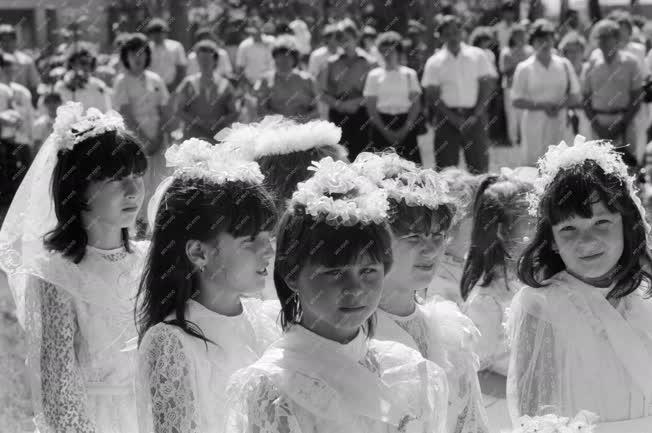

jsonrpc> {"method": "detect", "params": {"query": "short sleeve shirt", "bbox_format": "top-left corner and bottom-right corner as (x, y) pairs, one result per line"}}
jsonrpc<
(584, 51), (643, 111)
(149, 39), (187, 86)
(421, 43), (497, 108)
(511, 54), (580, 104)
(112, 70), (170, 140)
(363, 66), (421, 114)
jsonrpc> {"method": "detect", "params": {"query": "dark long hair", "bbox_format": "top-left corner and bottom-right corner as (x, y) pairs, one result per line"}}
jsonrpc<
(518, 160), (652, 299)
(136, 177), (277, 345)
(460, 175), (533, 300)
(256, 144), (348, 213)
(273, 208), (393, 335)
(43, 129), (148, 264)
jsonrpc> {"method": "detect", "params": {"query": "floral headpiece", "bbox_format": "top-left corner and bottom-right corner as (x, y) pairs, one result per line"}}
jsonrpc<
(165, 137), (264, 185)
(148, 138), (265, 229)
(512, 411), (597, 433)
(290, 157), (389, 226)
(353, 152), (454, 212)
(52, 102), (125, 151)
(527, 135), (650, 235)
(215, 115), (342, 160)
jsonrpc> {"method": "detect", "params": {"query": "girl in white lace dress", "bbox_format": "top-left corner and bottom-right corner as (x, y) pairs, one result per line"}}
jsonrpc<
(0, 102), (149, 433)
(354, 152), (490, 433)
(460, 169), (536, 376)
(135, 139), (280, 433)
(217, 116), (348, 300)
(225, 157), (450, 433)
(507, 136), (652, 428)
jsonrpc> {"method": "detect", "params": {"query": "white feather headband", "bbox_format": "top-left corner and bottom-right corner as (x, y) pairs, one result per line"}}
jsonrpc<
(528, 135), (650, 235)
(291, 157), (389, 226)
(216, 115), (342, 160)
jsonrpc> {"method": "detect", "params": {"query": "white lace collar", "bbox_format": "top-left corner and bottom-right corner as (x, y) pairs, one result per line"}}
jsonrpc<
(286, 325), (368, 362)
(85, 244), (130, 262)
(556, 271), (616, 298)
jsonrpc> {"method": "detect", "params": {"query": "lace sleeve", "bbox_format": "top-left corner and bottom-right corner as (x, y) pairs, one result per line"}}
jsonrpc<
(506, 309), (559, 422)
(446, 350), (490, 433)
(36, 278), (96, 433)
(137, 324), (200, 433)
(225, 371), (302, 433)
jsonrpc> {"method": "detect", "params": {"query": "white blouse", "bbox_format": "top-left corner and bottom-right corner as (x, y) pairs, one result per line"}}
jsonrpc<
(363, 66), (421, 114)
(137, 298), (282, 433)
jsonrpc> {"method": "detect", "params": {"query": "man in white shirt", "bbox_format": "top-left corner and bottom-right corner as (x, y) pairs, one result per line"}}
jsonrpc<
(236, 16), (275, 86)
(308, 24), (341, 119)
(422, 15), (497, 173)
(145, 18), (187, 92)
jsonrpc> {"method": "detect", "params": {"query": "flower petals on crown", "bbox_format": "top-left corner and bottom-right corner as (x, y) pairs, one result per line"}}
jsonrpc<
(528, 135), (632, 217)
(165, 138), (264, 185)
(291, 157), (388, 226)
(52, 101), (125, 151)
(353, 152), (453, 211)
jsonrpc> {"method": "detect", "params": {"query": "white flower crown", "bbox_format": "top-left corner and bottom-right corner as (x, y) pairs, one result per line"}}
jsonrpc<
(215, 115), (342, 160)
(512, 411), (597, 433)
(52, 102), (126, 151)
(353, 152), (454, 211)
(528, 136), (650, 237)
(290, 157), (389, 226)
(165, 138), (264, 185)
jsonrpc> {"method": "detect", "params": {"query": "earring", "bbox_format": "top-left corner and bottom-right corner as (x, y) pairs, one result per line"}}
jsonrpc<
(200, 264), (206, 273)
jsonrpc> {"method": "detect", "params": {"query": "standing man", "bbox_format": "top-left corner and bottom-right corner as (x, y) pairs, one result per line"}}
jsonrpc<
(494, 2), (517, 51)
(235, 16), (276, 88)
(584, 19), (643, 161)
(145, 18), (187, 93)
(422, 15), (497, 173)
(319, 19), (376, 160)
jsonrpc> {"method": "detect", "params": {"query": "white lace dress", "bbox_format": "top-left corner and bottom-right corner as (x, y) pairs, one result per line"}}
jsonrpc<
(507, 271), (652, 426)
(136, 298), (282, 433)
(426, 253), (465, 305)
(225, 325), (450, 433)
(462, 277), (516, 376)
(376, 301), (490, 433)
(21, 242), (148, 433)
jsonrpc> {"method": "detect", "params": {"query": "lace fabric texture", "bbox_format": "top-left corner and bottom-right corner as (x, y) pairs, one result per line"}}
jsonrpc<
(20, 244), (148, 433)
(136, 299), (282, 433)
(225, 326), (449, 433)
(380, 301), (490, 433)
(506, 272), (652, 425)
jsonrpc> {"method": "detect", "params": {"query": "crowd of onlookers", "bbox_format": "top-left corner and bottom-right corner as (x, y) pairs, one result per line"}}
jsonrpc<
(2, 3), (652, 205)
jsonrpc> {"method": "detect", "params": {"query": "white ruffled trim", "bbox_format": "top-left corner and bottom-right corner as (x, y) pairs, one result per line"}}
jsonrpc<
(291, 157), (389, 226)
(353, 152), (454, 211)
(512, 410), (598, 433)
(165, 138), (264, 185)
(528, 135), (650, 238)
(215, 115), (342, 160)
(52, 102), (125, 151)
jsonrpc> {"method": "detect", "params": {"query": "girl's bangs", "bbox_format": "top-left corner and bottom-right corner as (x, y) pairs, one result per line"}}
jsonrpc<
(280, 215), (392, 271)
(77, 130), (148, 181)
(222, 181), (278, 238)
(545, 163), (624, 225)
(390, 202), (453, 236)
